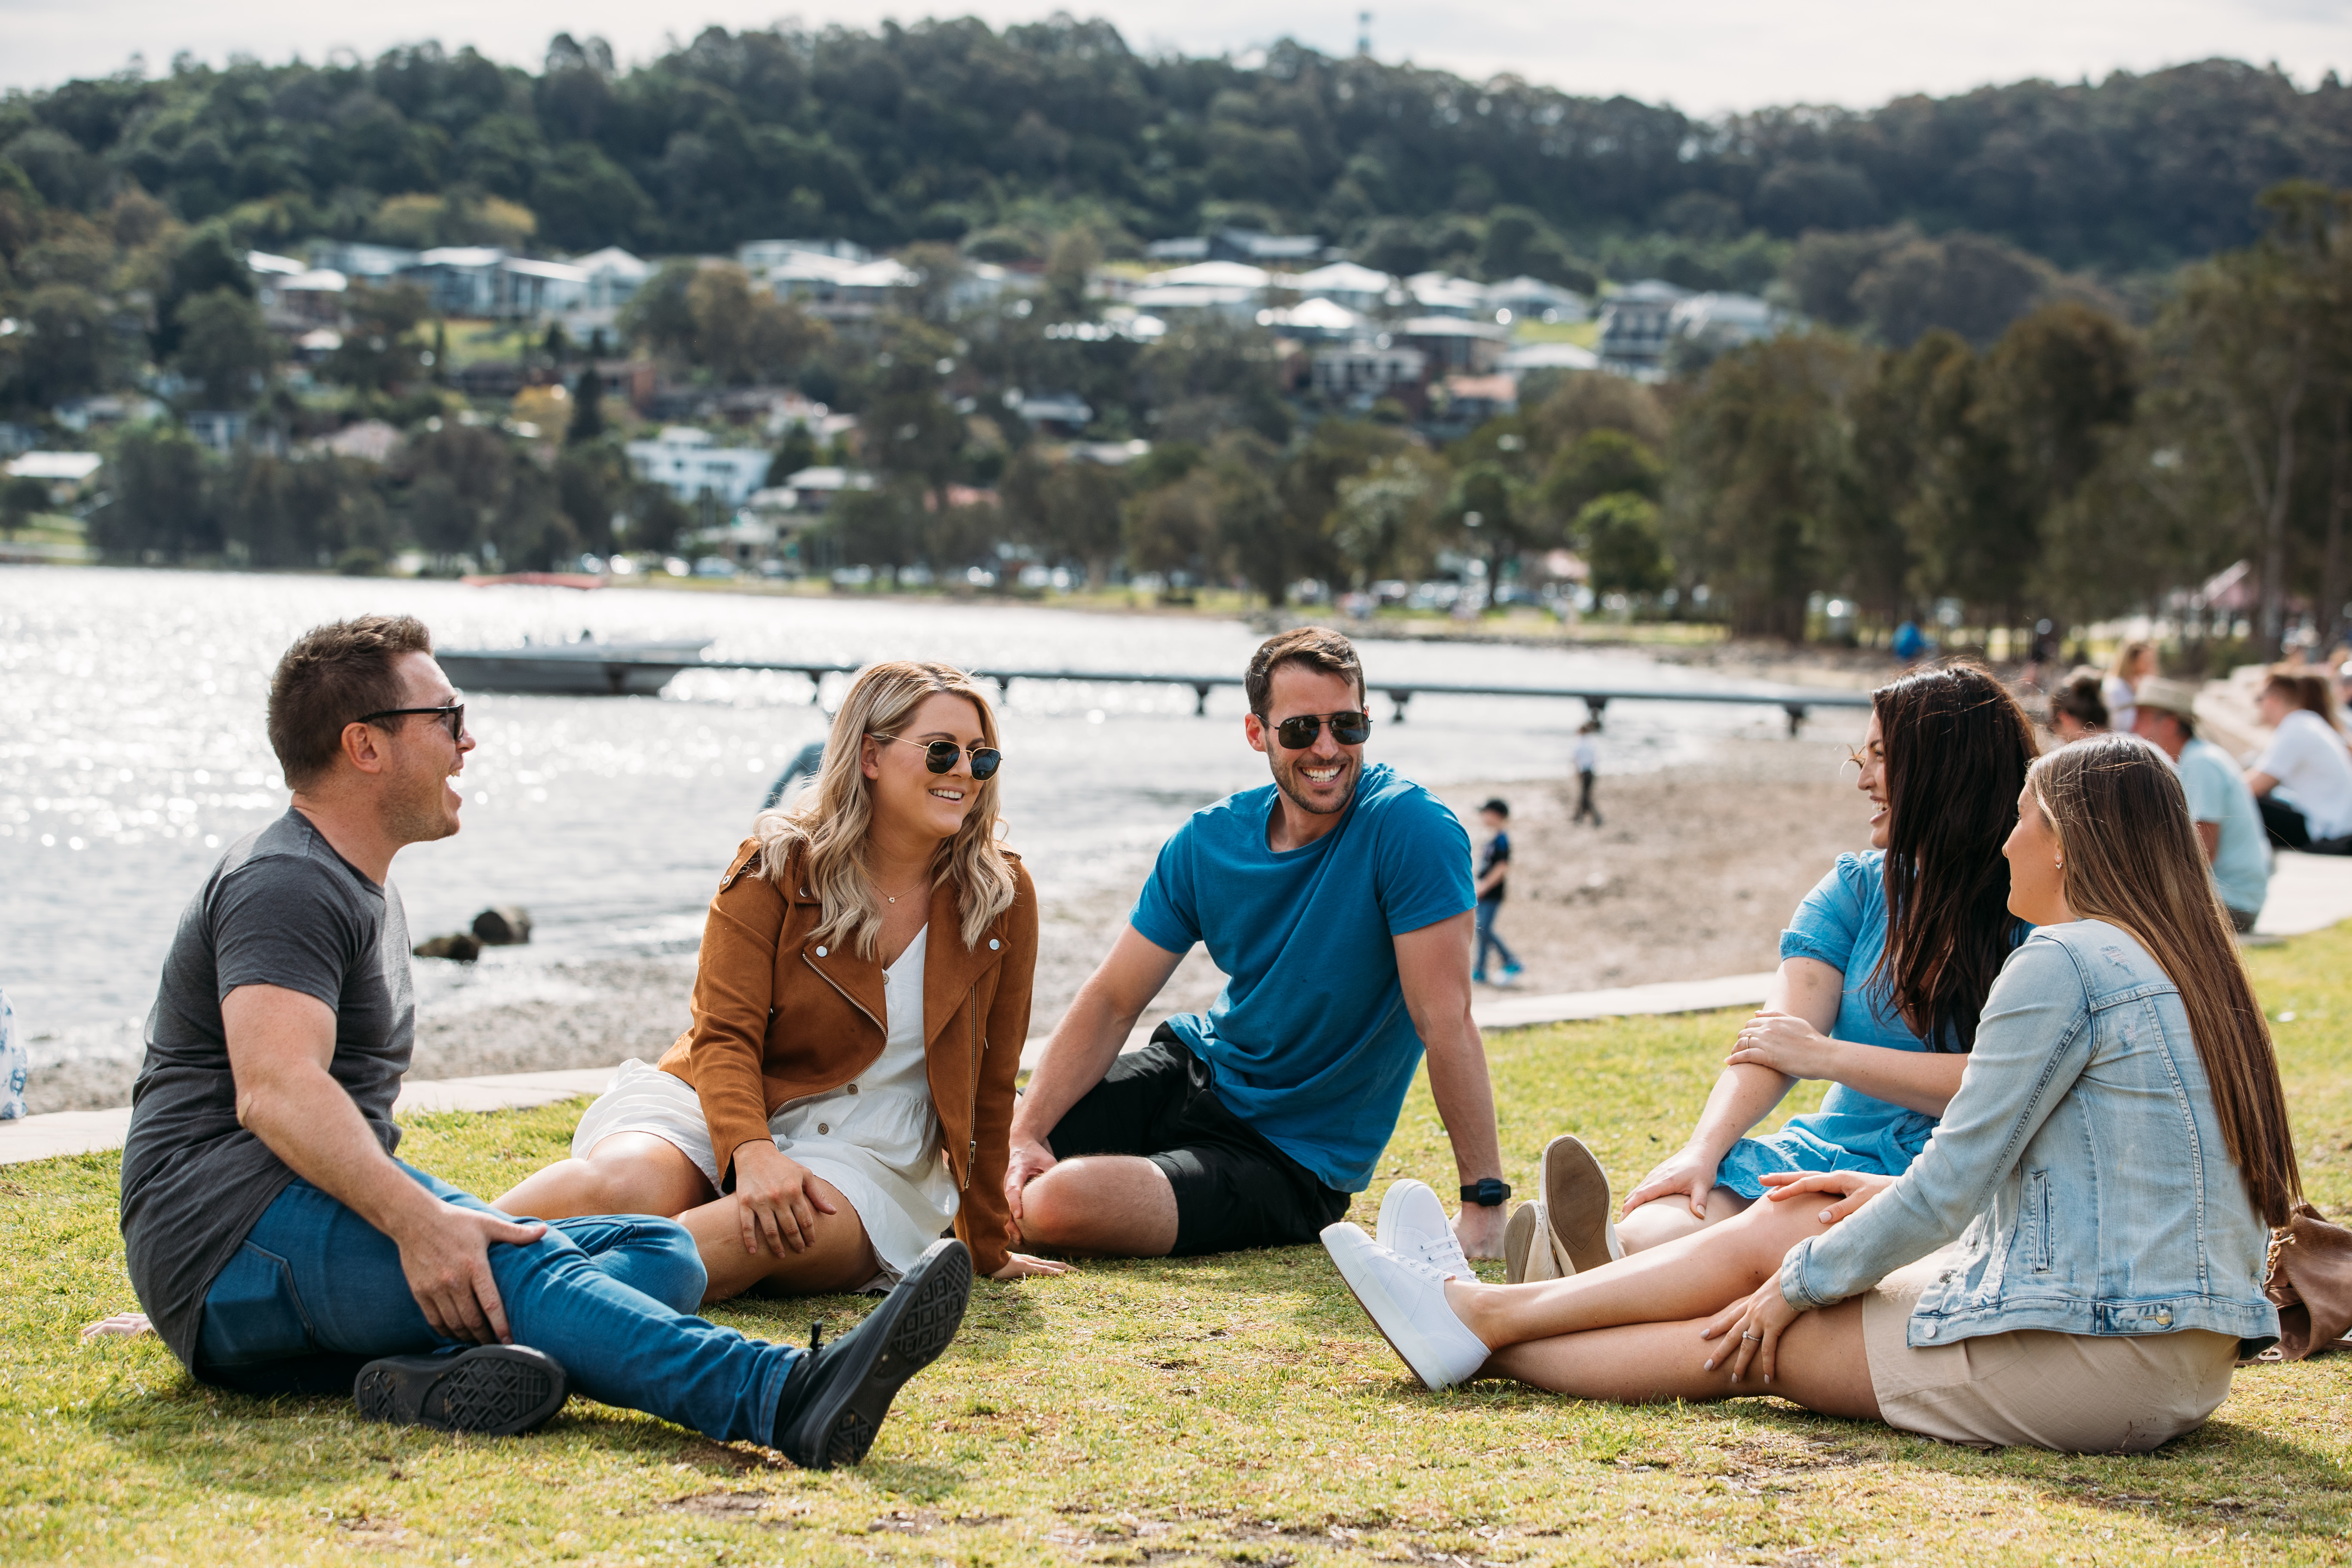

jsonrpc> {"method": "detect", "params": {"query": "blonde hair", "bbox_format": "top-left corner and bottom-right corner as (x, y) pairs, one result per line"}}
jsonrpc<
(2027, 735), (2301, 1226)
(751, 661), (1017, 957)
(2108, 638), (2155, 683)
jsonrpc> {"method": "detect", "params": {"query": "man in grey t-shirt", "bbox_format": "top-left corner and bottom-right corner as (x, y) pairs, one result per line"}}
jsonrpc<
(116, 614), (970, 1463)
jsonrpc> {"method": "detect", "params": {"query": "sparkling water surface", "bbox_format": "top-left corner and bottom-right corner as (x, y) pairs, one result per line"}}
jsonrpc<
(1, 567), (1803, 1052)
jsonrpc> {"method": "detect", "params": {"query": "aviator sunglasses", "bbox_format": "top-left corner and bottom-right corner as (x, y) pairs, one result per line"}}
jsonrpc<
(1259, 709), (1373, 749)
(870, 732), (1003, 781)
(355, 699), (467, 743)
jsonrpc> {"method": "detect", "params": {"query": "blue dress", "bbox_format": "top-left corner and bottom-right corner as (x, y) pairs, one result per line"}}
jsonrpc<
(1714, 851), (2022, 1200)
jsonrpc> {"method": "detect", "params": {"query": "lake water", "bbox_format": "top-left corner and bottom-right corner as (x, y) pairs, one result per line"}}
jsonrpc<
(0, 567), (1806, 1060)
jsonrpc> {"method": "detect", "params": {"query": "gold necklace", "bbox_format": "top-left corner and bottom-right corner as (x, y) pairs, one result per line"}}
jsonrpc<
(877, 874), (929, 906)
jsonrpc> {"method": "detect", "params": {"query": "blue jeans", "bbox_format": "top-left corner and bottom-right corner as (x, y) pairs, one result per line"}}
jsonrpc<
(1473, 896), (1517, 977)
(194, 1164), (802, 1446)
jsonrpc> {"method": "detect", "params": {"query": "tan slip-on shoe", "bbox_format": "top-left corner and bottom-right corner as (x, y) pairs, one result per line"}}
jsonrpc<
(1503, 1200), (1565, 1283)
(1540, 1135), (1623, 1276)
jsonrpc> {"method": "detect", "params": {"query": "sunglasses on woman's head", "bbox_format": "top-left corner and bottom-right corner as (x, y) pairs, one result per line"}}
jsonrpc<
(871, 733), (1003, 780)
(1262, 709), (1374, 749)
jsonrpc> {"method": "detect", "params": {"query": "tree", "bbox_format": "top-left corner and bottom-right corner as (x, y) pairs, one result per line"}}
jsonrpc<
(684, 263), (827, 384)
(171, 287), (275, 408)
(1576, 493), (1673, 596)
(10, 285), (111, 407)
(1664, 334), (1867, 639)
(1536, 429), (1663, 533)
(1333, 453), (1445, 588)
(325, 282), (431, 393)
(617, 261), (700, 360)
(1522, 372), (1669, 464)
(1, 474), (51, 539)
(2146, 183), (2352, 655)
(90, 424), (215, 561)
(566, 363), (605, 444)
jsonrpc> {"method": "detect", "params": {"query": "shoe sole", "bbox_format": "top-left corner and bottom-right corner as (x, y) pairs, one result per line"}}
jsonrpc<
(354, 1345), (568, 1437)
(790, 1240), (973, 1469)
(1322, 1225), (1455, 1391)
(1502, 1202), (1537, 1284)
(1542, 1135), (1617, 1276)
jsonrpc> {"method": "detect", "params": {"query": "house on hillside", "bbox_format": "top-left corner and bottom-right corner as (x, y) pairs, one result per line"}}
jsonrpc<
(772, 466), (877, 512)
(1596, 279), (1692, 374)
(1485, 276), (1588, 325)
(1312, 342), (1430, 411)
(740, 238), (870, 272)
(1398, 316), (1508, 374)
(1145, 230), (1327, 264)
(247, 251), (348, 329)
(1405, 273), (1487, 319)
(400, 249), (589, 320)
(1667, 291), (1779, 355)
(1291, 261), (1393, 312)
(309, 242), (419, 282)
(559, 248), (651, 332)
(5, 450), (103, 503)
(625, 427), (775, 507)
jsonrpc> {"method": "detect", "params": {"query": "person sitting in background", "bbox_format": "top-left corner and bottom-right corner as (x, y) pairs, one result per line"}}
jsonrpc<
(502, 661), (1065, 1300)
(2132, 677), (2270, 932)
(2246, 667), (2352, 851)
(2047, 669), (2108, 744)
(1504, 665), (2038, 1285)
(2102, 640), (2156, 735)
(1471, 798), (1522, 987)
(117, 616), (970, 1464)
(1321, 734), (2297, 1455)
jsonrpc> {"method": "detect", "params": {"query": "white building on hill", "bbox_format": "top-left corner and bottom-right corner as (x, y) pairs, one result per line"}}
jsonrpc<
(625, 427), (774, 507)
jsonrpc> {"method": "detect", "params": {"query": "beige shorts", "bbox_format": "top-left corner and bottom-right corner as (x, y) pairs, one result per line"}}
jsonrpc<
(1862, 1246), (2239, 1453)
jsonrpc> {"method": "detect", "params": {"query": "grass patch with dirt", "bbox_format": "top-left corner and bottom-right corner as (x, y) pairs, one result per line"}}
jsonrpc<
(8, 927), (2350, 1565)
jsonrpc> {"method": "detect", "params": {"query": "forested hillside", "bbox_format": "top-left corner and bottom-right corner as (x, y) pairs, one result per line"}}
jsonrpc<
(3, 18), (2347, 275)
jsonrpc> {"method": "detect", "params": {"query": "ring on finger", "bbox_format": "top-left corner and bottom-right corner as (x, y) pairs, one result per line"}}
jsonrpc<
(1741, 1332), (1761, 1341)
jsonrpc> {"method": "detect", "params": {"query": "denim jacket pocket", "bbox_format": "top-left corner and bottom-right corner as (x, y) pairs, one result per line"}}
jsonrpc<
(2022, 1168), (2054, 1274)
(195, 1240), (318, 1367)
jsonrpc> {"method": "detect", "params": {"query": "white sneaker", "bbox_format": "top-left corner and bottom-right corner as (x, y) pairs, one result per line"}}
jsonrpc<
(1320, 1222), (1492, 1390)
(1376, 1179), (1473, 1280)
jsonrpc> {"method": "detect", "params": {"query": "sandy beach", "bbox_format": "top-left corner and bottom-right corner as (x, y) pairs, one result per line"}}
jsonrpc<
(22, 732), (1871, 1115)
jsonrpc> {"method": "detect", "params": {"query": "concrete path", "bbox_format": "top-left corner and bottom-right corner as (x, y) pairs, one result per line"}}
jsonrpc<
(11, 850), (2350, 1170)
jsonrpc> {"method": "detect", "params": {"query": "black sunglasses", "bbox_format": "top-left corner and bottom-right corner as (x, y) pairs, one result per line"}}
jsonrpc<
(356, 700), (466, 743)
(1260, 709), (1373, 749)
(871, 732), (1002, 781)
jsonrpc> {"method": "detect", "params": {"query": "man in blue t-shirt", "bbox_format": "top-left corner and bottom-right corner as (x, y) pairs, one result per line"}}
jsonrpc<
(1005, 628), (1507, 1261)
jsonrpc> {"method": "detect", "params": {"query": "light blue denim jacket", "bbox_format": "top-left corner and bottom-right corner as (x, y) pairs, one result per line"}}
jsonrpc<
(1779, 920), (2280, 1352)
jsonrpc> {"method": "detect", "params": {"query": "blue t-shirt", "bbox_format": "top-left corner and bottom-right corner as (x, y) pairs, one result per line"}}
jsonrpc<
(1718, 851), (2027, 1194)
(1129, 763), (1475, 1191)
(2175, 737), (2270, 917)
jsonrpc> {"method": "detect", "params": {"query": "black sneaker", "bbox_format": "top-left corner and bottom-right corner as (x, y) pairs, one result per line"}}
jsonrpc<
(772, 1238), (972, 1468)
(354, 1344), (570, 1437)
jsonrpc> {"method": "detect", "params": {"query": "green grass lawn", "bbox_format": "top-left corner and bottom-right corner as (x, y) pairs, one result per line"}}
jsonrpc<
(9, 929), (2351, 1565)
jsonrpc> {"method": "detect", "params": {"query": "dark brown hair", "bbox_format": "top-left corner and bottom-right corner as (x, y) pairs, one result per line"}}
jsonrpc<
(2268, 668), (2347, 734)
(1245, 626), (1365, 714)
(267, 615), (435, 788)
(2030, 735), (2302, 1225)
(1872, 661), (2041, 1051)
(2048, 668), (2108, 731)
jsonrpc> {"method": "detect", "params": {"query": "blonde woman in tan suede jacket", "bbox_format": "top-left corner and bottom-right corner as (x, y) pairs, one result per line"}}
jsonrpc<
(502, 661), (1066, 1300)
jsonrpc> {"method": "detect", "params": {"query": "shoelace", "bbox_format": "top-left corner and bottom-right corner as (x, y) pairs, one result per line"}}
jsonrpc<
(1396, 1231), (1469, 1277)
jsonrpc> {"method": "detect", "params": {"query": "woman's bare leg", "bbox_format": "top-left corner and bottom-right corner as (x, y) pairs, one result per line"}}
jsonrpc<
(1616, 1185), (1752, 1254)
(1484, 1298), (1879, 1419)
(1448, 1186), (1833, 1349)
(496, 1132), (717, 1220)
(681, 1175), (879, 1302)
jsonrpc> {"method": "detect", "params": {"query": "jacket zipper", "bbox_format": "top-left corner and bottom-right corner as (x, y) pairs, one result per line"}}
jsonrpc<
(961, 989), (981, 1190)
(801, 953), (883, 1035)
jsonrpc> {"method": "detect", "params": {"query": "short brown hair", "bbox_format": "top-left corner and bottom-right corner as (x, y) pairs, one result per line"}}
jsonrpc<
(1245, 627), (1365, 715)
(268, 615), (435, 788)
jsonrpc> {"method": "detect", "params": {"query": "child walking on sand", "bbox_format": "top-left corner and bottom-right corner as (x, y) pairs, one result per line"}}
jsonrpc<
(1473, 799), (1522, 987)
(1573, 723), (1603, 827)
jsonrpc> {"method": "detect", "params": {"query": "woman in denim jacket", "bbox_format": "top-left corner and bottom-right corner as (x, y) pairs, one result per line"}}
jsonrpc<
(1323, 735), (2300, 1452)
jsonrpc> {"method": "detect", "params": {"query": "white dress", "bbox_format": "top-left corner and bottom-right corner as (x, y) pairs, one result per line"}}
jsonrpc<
(570, 925), (960, 1290)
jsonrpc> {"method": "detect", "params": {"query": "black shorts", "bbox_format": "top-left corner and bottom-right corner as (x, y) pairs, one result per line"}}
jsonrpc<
(1042, 1027), (1351, 1256)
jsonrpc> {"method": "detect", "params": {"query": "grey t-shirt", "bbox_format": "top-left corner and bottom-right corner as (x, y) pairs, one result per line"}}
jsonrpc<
(120, 809), (414, 1373)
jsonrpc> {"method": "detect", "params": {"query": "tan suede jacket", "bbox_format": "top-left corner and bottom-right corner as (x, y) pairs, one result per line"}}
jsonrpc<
(655, 837), (1037, 1276)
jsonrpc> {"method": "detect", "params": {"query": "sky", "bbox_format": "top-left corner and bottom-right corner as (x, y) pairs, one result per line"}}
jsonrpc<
(1, 0), (2343, 113)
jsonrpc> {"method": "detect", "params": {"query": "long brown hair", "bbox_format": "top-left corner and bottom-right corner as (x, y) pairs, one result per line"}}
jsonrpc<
(1872, 662), (2040, 1051)
(2028, 735), (2302, 1225)
(751, 661), (1018, 956)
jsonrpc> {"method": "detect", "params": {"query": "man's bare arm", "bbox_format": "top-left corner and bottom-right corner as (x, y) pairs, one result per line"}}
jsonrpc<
(224, 985), (545, 1343)
(1003, 928), (1186, 1219)
(1393, 911), (1507, 1259)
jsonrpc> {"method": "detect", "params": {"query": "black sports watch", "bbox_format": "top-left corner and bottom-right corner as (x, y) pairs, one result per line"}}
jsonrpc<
(1460, 1178), (1513, 1207)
